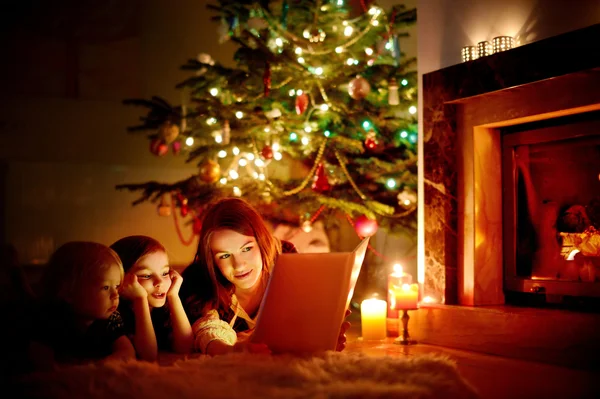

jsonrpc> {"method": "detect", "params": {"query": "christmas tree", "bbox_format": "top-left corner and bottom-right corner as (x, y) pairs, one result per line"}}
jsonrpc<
(117, 0), (417, 240)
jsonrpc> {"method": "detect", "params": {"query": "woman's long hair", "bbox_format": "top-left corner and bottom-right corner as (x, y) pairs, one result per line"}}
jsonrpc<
(180, 197), (281, 321)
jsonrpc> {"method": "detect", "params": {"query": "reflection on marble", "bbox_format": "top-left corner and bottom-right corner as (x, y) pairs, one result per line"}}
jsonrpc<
(422, 24), (600, 304)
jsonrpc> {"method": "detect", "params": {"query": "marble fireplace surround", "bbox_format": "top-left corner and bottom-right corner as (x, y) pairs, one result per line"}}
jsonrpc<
(422, 24), (600, 306)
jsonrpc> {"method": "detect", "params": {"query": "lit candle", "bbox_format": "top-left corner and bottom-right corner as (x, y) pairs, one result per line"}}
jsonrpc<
(391, 283), (419, 310)
(360, 297), (387, 340)
(387, 264), (412, 335)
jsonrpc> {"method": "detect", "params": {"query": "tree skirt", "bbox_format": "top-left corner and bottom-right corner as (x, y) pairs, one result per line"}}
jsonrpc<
(11, 352), (479, 399)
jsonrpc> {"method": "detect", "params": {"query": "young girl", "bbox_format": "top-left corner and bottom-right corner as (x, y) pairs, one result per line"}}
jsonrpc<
(29, 242), (135, 369)
(180, 197), (350, 355)
(110, 235), (193, 361)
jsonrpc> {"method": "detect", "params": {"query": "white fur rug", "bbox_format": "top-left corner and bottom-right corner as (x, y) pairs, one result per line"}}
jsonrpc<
(11, 352), (479, 399)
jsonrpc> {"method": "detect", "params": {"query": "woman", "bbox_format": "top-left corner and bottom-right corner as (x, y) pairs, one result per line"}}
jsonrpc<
(180, 197), (350, 355)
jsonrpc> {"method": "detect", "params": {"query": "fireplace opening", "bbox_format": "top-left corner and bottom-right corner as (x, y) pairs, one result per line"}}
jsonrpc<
(502, 111), (600, 310)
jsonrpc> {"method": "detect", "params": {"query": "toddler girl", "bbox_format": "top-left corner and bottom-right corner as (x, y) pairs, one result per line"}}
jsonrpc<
(29, 242), (135, 369)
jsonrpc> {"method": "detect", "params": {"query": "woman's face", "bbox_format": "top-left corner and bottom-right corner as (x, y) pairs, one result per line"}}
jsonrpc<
(210, 229), (263, 291)
(128, 251), (171, 308)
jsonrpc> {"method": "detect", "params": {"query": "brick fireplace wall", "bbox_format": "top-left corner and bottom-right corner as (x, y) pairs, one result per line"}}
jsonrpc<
(422, 24), (600, 305)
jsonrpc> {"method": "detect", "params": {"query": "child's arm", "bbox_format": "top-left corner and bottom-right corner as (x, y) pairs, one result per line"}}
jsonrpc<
(120, 273), (158, 361)
(192, 310), (269, 355)
(167, 270), (193, 353)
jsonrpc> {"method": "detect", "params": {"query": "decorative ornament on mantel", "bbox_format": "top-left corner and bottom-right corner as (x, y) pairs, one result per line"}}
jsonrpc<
(476, 41), (492, 58)
(198, 159), (221, 183)
(461, 46), (477, 62)
(348, 75), (371, 100)
(492, 36), (514, 53)
(354, 215), (379, 237)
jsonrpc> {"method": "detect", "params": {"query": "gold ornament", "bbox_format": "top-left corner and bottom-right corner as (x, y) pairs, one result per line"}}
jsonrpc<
(157, 195), (171, 217)
(158, 122), (180, 144)
(198, 159), (221, 183)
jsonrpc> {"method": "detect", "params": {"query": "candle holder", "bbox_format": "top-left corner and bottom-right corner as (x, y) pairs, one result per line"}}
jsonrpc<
(476, 41), (492, 58)
(461, 46), (477, 62)
(492, 36), (514, 53)
(393, 308), (418, 345)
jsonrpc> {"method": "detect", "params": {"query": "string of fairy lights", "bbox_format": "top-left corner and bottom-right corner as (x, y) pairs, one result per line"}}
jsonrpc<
(175, 2), (417, 208)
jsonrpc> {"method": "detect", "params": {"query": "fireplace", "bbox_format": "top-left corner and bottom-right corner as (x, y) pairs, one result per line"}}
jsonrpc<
(502, 112), (600, 301)
(415, 25), (600, 367)
(422, 24), (600, 306)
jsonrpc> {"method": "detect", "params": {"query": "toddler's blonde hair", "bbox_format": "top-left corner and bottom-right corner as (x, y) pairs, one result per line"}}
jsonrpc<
(41, 241), (123, 302)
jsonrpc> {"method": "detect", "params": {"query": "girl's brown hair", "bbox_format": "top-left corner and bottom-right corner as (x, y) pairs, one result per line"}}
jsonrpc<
(109, 235), (166, 273)
(41, 241), (123, 302)
(181, 197), (281, 319)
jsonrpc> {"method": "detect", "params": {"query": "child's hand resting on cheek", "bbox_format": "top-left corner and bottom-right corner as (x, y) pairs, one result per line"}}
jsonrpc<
(167, 269), (183, 298)
(119, 273), (148, 301)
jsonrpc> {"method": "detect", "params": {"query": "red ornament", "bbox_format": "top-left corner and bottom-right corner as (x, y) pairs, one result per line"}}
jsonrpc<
(365, 134), (378, 150)
(172, 141), (182, 155)
(295, 93), (309, 115)
(354, 215), (379, 237)
(348, 75), (371, 100)
(180, 204), (189, 217)
(263, 62), (271, 97)
(150, 138), (168, 156)
(312, 163), (331, 192)
(192, 218), (202, 235)
(261, 145), (274, 160)
(176, 193), (189, 217)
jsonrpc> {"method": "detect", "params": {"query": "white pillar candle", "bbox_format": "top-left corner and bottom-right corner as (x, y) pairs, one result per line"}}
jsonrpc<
(392, 283), (419, 310)
(360, 298), (387, 340)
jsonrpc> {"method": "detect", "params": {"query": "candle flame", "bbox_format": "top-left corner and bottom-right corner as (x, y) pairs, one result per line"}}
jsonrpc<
(392, 263), (403, 277)
(422, 296), (435, 303)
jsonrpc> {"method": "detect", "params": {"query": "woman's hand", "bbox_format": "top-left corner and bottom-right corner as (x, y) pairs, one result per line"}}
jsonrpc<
(119, 273), (147, 301)
(167, 269), (183, 298)
(234, 330), (271, 354)
(336, 309), (352, 352)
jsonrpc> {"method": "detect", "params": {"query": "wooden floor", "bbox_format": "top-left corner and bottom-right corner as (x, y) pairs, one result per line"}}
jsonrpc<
(345, 324), (599, 399)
